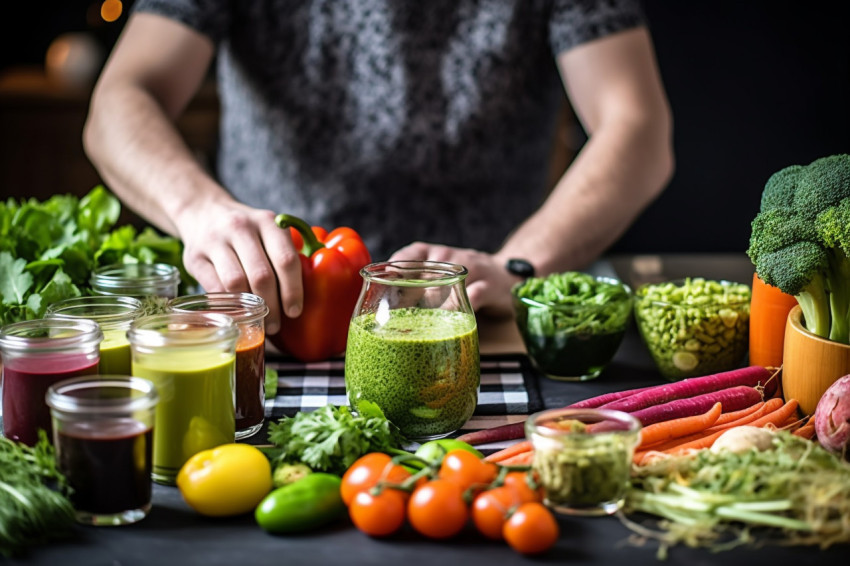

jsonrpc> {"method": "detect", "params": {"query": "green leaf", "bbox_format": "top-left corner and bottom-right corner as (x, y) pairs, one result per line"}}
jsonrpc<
(0, 252), (33, 304)
(77, 185), (120, 235)
(26, 269), (79, 319)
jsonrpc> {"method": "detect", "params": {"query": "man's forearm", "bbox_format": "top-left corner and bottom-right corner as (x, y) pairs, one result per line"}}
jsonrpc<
(83, 83), (230, 238)
(497, 115), (673, 275)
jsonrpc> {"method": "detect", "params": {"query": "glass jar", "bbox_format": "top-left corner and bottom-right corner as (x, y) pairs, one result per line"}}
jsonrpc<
(344, 261), (480, 441)
(169, 293), (270, 439)
(46, 296), (144, 376)
(0, 318), (103, 446)
(46, 376), (159, 526)
(90, 263), (181, 299)
(526, 408), (641, 516)
(127, 312), (238, 485)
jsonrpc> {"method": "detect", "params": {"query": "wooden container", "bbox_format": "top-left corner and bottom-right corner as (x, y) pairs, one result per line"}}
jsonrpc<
(782, 305), (850, 415)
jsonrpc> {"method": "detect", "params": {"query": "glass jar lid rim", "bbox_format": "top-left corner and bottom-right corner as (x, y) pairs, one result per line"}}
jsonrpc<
(527, 407), (642, 438)
(127, 312), (239, 346)
(168, 292), (269, 321)
(90, 262), (181, 288)
(46, 376), (159, 414)
(46, 295), (144, 325)
(360, 260), (468, 287)
(0, 318), (104, 352)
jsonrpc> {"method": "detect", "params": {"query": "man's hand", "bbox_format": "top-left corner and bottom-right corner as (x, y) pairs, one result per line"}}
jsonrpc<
(389, 242), (523, 318)
(176, 199), (303, 334)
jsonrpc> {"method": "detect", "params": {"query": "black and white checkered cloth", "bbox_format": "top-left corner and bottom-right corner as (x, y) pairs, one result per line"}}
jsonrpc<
(264, 353), (543, 451)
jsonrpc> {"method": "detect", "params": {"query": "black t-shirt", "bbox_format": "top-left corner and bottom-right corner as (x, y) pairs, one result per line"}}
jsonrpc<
(134, 0), (643, 260)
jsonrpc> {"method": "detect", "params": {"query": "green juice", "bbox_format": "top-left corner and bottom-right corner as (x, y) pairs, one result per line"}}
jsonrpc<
(345, 308), (479, 440)
(132, 350), (235, 484)
(99, 328), (131, 376)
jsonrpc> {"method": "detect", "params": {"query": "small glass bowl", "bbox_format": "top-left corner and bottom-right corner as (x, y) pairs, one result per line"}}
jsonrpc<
(526, 408), (641, 516)
(633, 278), (751, 381)
(512, 275), (632, 381)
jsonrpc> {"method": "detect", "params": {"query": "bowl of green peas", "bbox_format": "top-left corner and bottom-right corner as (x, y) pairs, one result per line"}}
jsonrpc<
(633, 277), (752, 381)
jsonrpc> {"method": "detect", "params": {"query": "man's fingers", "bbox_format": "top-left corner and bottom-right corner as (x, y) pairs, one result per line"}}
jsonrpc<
(259, 217), (303, 320)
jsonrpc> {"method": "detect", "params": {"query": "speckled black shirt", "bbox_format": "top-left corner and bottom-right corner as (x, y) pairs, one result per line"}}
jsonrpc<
(133, 0), (643, 261)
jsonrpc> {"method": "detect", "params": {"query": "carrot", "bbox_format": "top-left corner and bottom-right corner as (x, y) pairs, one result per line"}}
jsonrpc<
(600, 366), (775, 413)
(712, 401), (764, 426)
(566, 385), (658, 409)
(484, 440), (533, 463)
(638, 402), (722, 447)
(748, 273), (798, 369)
(745, 399), (800, 429)
(793, 422), (816, 440)
(629, 385), (764, 427)
(499, 451), (534, 466)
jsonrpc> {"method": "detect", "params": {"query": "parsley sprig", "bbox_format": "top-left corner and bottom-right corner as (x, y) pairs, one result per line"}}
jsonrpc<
(266, 401), (409, 476)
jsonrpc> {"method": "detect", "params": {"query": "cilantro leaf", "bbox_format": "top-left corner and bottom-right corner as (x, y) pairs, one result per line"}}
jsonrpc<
(0, 252), (33, 304)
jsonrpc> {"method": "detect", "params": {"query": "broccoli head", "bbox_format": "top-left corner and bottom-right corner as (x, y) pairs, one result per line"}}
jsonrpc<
(748, 154), (850, 343)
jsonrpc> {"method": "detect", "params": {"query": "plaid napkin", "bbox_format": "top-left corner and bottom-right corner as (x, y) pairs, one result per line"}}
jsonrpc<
(264, 353), (542, 450)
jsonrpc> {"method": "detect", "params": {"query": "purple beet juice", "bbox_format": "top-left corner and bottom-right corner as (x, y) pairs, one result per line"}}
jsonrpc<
(56, 419), (153, 515)
(2, 354), (99, 446)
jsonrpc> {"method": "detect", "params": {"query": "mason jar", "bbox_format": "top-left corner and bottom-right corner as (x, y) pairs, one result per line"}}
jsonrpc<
(46, 295), (144, 376)
(169, 292), (270, 439)
(127, 312), (237, 485)
(344, 261), (480, 441)
(0, 318), (103, 446)
(90, 263), (181, 299)
(46, 375), (159, 526)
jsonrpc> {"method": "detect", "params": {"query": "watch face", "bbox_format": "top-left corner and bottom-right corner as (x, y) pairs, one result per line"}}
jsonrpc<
(506, 258), (535, 278)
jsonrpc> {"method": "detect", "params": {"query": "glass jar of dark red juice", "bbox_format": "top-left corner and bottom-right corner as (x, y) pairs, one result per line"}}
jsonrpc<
(46, 376), (159, 526)
(169, 293), (269, 439)
(0, 318), (103, 446)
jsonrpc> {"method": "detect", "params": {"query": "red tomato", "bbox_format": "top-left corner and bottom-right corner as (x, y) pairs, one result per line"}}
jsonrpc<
(340, 453), (411, 506)
(438, 449), (498, 493)
(503, 502), (560, 555)
(502, 471), (544, 503)
(349, 488), (407, 537)
(471, 486), (519, 540)
(407, 480), (469, 539)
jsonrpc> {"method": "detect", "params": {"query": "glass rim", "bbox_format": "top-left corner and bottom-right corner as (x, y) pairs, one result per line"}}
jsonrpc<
(90, 262), (181, 290)
(0, 318), (104, 353)
(634, 278), (751, 308)
(45, 295), (144, 327)
(127, 312), (238, 348)
(168, 292), (270, 323)
(526, 407), (642, 439)
(512, 276), (632, 311)
(46, 375), (159, 415)
(359, 260), (468, 287)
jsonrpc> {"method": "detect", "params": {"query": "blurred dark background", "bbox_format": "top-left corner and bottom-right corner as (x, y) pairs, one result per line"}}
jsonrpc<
(1, 0), (848, 254)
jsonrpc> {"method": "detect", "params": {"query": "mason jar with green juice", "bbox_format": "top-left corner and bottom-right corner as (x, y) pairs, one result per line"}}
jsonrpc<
(128, 312), (237, 485)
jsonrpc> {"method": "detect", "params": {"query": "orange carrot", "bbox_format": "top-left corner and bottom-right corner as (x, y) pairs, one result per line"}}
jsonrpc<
(638, 402), (722, 447)
(793, 422), (816, 440)
(484, 440), (533, 463)
(712, 401), (764, 426)
(746, 399), (799, 429)
(748, 273), (798, 369)
(499, 451), (534, 466)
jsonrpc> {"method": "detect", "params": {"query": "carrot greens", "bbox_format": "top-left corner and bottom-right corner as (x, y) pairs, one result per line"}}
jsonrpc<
(622, 431), (850, 558)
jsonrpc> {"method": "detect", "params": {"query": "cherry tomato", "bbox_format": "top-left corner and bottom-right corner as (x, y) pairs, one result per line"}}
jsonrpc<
(407, 480), (469, 539)
(349, 488), (407, 537)
(438, 449), (497, 492)
(341, 453), (411, 505)
(503, 502), (560, 555)
(471, 486), (520, 540)
(502, 471), (544, 503)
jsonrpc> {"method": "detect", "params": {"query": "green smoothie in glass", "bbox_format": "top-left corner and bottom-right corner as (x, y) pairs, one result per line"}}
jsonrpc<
(345, 307), (479, 440)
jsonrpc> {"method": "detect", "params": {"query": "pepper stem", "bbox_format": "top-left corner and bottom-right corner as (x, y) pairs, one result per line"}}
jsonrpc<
(275, 213), (325, 257)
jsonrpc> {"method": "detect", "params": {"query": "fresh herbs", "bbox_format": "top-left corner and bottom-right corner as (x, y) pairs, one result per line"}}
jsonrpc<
(0, 186), (190, 325)
(622, 431), (850, 557)
(266, 401), (408, 476)
(0, 432), (75, 557)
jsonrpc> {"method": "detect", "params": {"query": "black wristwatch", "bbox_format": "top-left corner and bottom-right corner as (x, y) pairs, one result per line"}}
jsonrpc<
(505, 258), (536, 279)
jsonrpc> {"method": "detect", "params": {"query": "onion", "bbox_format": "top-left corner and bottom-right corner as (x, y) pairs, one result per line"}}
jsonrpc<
(813, 375), (850, 461)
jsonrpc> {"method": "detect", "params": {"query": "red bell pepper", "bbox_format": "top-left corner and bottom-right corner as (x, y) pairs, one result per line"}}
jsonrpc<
(271, 213), (371, 362)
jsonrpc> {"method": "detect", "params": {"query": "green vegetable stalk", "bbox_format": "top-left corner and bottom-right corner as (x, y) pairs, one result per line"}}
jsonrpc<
(747, 154), (850, 343)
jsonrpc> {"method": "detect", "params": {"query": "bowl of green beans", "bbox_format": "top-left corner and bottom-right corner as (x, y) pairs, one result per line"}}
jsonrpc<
(512, 272), (633, 381)
(633, 277), (751, 381)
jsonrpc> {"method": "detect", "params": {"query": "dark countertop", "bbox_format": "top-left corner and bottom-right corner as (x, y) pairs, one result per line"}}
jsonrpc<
(7, 254), (847, 565)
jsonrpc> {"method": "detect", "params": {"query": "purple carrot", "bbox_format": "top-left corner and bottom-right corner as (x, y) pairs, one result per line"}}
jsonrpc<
(599, 366), (775, 414)
(567, 385), (658, 409)
(628, 385), (764, 427)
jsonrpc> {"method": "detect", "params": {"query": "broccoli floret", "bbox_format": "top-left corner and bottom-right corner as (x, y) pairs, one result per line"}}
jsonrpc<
(748, 154), (850, 343)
